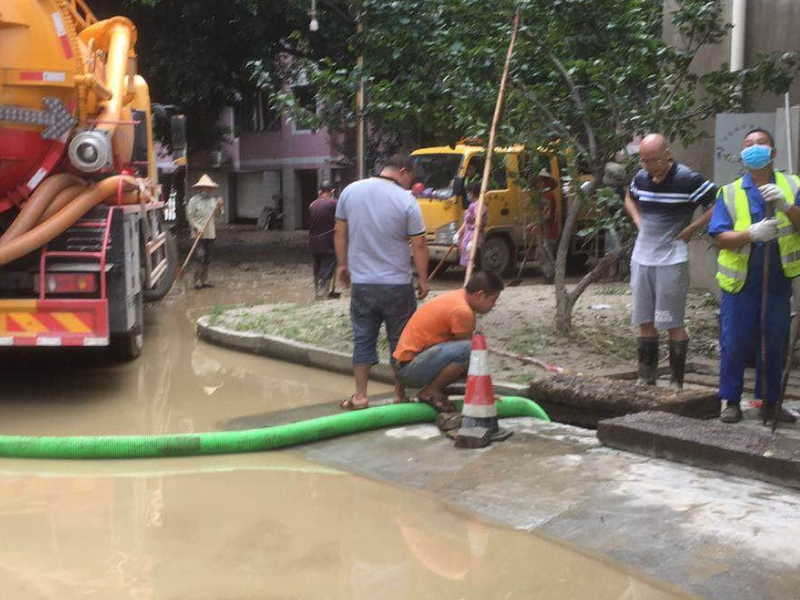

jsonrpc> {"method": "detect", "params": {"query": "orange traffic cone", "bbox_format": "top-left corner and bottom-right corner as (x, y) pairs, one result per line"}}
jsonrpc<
(455, 332), (512, 448)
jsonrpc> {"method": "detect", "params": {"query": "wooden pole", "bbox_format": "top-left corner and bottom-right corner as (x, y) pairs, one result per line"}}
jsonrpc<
(464, 8), (521, 283)
(427, 243), (456, 281)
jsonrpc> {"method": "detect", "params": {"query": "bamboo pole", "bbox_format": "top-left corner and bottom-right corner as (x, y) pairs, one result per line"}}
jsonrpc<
(464, 8), (521, 283)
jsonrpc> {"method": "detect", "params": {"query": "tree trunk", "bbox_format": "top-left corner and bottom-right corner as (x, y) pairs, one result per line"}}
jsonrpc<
(555, 291), (574, 332)
(553, 156), (583, 334)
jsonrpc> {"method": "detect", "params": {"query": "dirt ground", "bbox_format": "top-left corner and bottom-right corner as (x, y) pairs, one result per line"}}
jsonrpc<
(194, 224), (721, 384)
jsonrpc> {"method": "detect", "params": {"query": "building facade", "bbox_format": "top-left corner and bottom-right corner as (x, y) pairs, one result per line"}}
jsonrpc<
(189, 92), (353, 231)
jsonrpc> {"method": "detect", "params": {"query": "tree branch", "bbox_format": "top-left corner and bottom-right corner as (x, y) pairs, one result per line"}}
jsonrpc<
(550, 53), (597, 164)
(567, 241), (632, 304)
(518, 88), (590, 159)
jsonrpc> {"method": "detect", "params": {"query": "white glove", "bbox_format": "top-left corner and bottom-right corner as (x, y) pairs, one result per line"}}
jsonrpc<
(758, 184), (792, 212)
(748, 217), (780, 242)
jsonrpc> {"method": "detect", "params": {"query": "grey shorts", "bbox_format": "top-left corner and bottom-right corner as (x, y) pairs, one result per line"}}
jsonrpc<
(630, 261), (689, 330)
(396, 340), (472, 388)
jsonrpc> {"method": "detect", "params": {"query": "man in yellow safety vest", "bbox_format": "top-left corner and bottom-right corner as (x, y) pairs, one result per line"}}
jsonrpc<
(709, 128), (800, 424)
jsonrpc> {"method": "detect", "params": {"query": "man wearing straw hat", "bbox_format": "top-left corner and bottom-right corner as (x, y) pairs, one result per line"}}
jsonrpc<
(186, 174), (223, 289)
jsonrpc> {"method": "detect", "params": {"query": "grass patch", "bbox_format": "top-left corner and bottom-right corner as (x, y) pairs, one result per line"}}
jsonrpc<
(506, 323), (552, 357)
(211, 302), (393, 361)
(597, 284), (629, 296)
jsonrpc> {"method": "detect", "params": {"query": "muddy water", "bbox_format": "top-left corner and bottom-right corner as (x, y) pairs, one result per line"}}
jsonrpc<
(0, 281), (691, 599)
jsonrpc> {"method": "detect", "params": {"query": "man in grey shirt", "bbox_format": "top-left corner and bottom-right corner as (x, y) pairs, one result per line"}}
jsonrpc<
(335, 154), (430, 409)
(624, 133), (716, 390)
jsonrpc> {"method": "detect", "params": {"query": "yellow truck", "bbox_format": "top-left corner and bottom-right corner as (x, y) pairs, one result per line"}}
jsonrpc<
(410, 142), (566, 275)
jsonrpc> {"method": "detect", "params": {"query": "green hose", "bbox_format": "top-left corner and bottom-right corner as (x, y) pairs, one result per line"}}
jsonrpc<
(0, 396), (549, 460)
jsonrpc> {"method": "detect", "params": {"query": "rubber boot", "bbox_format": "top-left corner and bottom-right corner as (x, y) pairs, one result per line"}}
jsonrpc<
(314, 279), (325, 300)
(636, 337), (659, 386)
(668, 339), (689, 391)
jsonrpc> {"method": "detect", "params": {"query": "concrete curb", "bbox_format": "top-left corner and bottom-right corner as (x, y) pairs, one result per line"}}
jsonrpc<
(197, 316), (396, 383)
(197, 316), (530, 396)
(598, 411), (800, 491)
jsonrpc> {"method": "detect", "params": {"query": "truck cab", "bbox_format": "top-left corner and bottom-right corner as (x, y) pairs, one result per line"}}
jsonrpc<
(411, 143), (563, 274)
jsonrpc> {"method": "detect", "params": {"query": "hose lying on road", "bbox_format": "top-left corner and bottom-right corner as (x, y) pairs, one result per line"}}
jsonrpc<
(0, 396), (549, 460)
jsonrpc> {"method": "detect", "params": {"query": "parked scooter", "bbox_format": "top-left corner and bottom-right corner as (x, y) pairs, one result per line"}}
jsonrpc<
(257, 195), (284, 230)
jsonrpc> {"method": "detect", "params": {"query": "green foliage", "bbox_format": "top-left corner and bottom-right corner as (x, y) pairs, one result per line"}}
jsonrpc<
(106, 0), (351, 149)
(105, 0), (799, 171)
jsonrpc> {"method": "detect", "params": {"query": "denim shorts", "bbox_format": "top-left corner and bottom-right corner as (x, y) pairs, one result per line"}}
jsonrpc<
(396, 340), (471, 388)
(350, 283), (417, 365)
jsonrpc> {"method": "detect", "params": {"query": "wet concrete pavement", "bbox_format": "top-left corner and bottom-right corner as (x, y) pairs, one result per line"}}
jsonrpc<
(0, 269), (691, 598)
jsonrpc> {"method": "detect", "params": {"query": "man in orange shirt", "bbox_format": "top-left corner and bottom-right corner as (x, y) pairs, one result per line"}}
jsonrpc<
(393, 271), (504, 410)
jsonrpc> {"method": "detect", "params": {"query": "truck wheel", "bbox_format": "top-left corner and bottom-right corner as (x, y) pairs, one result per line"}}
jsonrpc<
(110, 328), (143, 361)
(480, 236), (513, 275)
(143, 231), (177, 302)
(110, 293), (144, 361)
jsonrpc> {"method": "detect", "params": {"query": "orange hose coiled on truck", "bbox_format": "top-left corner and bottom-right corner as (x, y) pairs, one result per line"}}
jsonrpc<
(0, 174), (85, 245)
(38, 182), (90, 223)
(0, 175), (137, 266)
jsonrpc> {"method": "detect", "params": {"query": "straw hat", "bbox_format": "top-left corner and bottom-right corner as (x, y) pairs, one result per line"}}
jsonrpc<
(192, 174), (218, 188)
(534, 169), (556, 191)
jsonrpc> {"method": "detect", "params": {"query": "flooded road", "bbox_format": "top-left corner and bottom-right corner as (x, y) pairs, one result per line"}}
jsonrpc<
(0, 251), (692, 599)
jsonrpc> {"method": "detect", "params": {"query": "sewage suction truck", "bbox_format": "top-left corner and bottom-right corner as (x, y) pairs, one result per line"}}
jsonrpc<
(0, 0), (178, 359)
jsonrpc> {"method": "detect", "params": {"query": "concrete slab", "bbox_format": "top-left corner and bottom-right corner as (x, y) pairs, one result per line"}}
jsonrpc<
(529, 374), (720, 428)
(598, 411), (800, 490)
(286, 415), (800, 600)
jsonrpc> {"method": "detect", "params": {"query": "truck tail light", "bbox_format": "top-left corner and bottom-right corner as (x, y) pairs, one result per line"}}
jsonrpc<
(39, 273), (98, 294)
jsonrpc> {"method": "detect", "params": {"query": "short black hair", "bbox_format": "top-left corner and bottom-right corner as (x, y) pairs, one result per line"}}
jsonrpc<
(319, 181), (335, 192)
(745, 128), (775, 146)
(465, 271), (505, 294)
(467, 181), (482, 196)
(382, 153), (415, 172)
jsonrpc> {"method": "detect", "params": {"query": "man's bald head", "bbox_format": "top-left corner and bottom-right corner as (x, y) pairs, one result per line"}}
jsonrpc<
(638, 133), (673, 183)
(640, 133), (669, 154)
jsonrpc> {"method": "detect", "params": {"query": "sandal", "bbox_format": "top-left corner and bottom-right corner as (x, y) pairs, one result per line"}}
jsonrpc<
(417, 392), (455, 413)
(340, 394), (369, 411)
(436, 411), (462, 432)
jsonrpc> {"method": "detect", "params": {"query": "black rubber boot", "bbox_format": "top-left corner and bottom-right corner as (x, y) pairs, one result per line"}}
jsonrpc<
(668, 339), (689, 391)
(636, 337), (659, 386)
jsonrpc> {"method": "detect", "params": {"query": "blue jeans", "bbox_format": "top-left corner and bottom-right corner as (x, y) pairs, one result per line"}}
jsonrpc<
(396, 340), (472, 388)
(350, 283), (416, 366)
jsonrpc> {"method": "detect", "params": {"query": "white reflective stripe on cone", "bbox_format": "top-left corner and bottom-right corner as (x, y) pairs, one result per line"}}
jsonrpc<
(467, 350), (489, 376)
(462, 404), (498, 418)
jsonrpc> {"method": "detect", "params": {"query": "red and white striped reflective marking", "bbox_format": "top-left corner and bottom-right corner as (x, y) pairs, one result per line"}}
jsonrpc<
(0, 336), (108, 347)
(19, 71), (67, 82)
(26, 131), (69, 191)
(51, 12), (73, 59)
(26, 168), (48, 190)
(0, 336), (98, 346)
(462, 332), (497, 418)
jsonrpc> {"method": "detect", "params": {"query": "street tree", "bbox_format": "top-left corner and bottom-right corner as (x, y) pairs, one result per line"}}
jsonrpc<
(286, 0), (799, 333)
(93, 0), (351, 150)
(507, 0), (799, 331)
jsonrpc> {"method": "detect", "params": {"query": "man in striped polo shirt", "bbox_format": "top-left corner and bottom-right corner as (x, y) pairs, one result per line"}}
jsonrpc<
(624, 133), (717, 389)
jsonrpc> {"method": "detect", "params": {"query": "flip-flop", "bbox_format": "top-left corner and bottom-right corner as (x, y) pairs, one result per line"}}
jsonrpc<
(340, 394), (369, 411)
